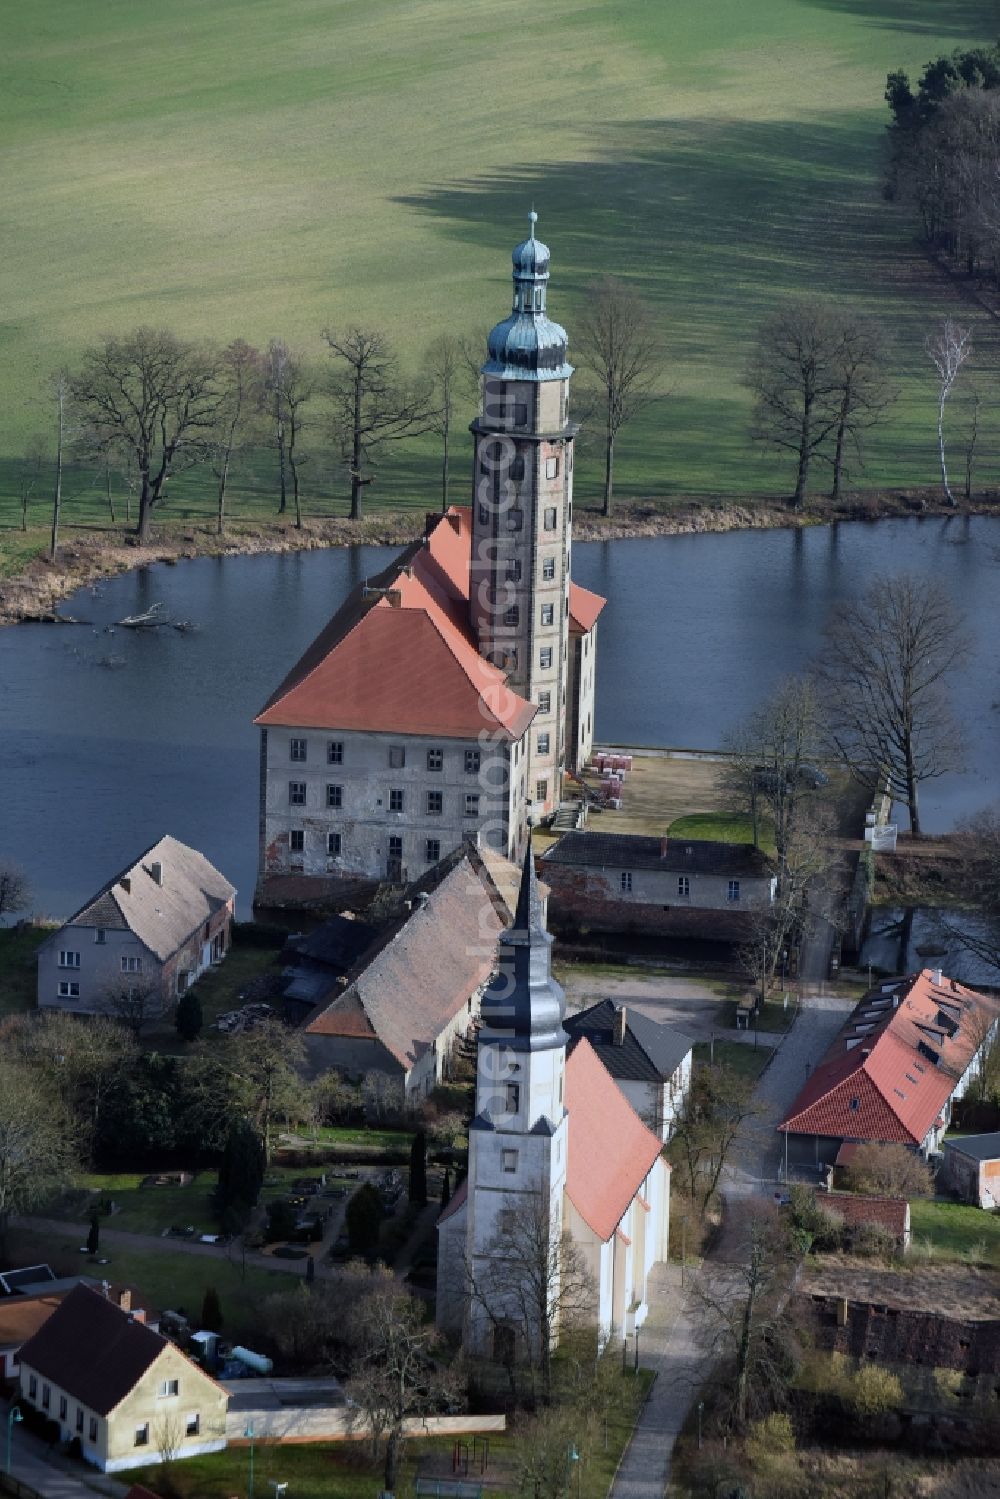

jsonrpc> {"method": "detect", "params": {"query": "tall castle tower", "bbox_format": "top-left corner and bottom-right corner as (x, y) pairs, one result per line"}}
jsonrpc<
(469, 214), (577, 823)
(464, 850), (569, 1359)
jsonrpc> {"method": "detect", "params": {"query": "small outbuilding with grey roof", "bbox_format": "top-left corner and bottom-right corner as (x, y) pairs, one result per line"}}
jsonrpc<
(942, 1133), (1000, 1209)
(563, 999), (694, 1140)
(36, 835), (235, 1021)
(540, 832), (776, 943)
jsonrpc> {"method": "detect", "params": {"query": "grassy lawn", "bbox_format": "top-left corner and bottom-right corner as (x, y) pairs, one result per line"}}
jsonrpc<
(693, 1038), (775, 1081)
(4, 1225), (293, 1335)
(668, 812), (760, 846)
(908, 1198), (1000, 1270)
(142, 942), (283, 1051)
(1, 0), (997, 579)
(138, 1371), (654, 1498)
(0, 926), (51, 1016)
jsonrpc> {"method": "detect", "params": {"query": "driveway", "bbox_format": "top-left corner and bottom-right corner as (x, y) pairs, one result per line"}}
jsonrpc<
(559, 970), (741, 1041)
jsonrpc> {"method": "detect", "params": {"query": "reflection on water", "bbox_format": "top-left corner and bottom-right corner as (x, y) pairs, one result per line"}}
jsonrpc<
(0, 516), (997, 918)
(860, 906), (1000, 990)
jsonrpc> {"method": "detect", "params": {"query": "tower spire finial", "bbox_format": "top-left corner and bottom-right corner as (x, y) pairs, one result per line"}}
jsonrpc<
(528, 208), (538, 240)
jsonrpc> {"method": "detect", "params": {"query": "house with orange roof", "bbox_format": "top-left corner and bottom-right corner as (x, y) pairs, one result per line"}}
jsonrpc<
(777, 969), (1000, 1170)
(436, 853), (670, 1354)
(254, 218), (604, 901)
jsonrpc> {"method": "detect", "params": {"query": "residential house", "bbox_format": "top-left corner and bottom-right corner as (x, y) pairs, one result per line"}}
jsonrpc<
(0, 1282), (157, 1384)
(299, 842), (524, 1100)
(777, 970), (1000, 1169)
(562, 999), (694, 1140)
(254, 219), (605, 905)
(36, 835), (235, 1019)
(17, 1285), (226, 1473)
(436, 854), (670, 1353)
(540, 832), (775, 943)
(942, 1133), (1000, 1209)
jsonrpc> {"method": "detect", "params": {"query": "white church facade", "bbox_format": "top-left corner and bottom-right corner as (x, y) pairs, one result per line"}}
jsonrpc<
(254, 218), (604, 902)
(436, 852), (670, 1355)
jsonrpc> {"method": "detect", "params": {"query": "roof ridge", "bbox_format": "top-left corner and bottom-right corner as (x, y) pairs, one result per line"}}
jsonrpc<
(415, 594), (529, 733)
(62, 834), (171, 928)
(257, 584), (383, 719)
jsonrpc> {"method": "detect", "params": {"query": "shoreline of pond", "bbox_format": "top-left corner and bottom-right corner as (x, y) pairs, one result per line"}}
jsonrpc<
(2, 487), (996, 628)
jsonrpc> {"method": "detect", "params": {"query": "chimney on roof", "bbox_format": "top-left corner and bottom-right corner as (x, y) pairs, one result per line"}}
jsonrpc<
(120, 877), (131, 895)
(131, 1309), (145, 1325)
(931, 967), (943, 987)
(613, 1006), (627, 1047)
(118, 1289), (132, 1312)
(150, 861), (163, 887)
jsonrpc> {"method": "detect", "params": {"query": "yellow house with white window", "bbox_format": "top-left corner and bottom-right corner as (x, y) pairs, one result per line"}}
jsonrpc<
(17, 1285), (227, 1473)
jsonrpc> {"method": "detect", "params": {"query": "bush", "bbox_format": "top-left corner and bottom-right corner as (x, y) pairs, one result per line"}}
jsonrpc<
(346, 1182), (383, 1256)
(845, 1219), (899, 1260)
(175, 987), (203, 1041)
(746, 1412), (795, 1457)
(851, 1364), (903, 1418)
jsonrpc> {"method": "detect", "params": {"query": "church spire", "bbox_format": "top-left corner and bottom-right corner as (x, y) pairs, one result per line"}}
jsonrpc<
(479, 849), (567, 1052)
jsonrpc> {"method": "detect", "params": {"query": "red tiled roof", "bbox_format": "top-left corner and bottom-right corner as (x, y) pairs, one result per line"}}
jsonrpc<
(779, 971), (1000, 1146)
(568, 582), (605, 634)
(817, 1191), (910, 1243)
(565, 1039), (665, 1242)
(255, 509), (535, 741)
(437, 1177), (469, 1226)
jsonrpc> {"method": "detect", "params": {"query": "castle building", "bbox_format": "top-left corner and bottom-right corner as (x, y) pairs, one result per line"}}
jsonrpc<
(436, 852), (670, 1355)
(254, 219), (604, 899)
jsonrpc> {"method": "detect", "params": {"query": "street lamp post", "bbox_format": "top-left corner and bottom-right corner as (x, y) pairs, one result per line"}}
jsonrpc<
(245, 1420), (256, 1499)
(6, 1406), (23, 1475)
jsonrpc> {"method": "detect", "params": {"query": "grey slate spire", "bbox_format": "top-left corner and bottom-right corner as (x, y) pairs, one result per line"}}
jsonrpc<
(478, 849), (567, 1052)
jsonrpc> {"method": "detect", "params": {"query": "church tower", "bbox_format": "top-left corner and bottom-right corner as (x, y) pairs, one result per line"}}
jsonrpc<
(469, 215), (578, 825)
(464, 849), (569, 1360)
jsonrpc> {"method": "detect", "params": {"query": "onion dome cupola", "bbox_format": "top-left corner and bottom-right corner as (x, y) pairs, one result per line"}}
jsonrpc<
(483, 212), (573, 383)
(479, 848), (567, 1053)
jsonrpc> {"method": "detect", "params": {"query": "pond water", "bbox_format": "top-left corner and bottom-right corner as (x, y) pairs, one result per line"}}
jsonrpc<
(1, 515), (997, 918)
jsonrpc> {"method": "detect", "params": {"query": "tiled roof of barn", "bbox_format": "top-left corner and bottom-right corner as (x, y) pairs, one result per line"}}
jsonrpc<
(46, 835), (234, 962)
(568, 583), (605, 634)
(778, 971), (1000, 1145)
(302, 845), (517, 1071)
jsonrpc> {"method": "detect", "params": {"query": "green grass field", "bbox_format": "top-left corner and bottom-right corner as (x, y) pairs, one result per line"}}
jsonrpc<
(1, 0), (998, 570)
(908, 1197), (1000, 1269)
(693, 1038), (775, 1079)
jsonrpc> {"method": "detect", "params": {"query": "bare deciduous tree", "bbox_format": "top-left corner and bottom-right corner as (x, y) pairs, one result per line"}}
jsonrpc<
(746, 302), (844, 507)
(0, 1056), (76, 1253)
(943, 804), (1000, 977)
(575, 277), (660, 517)
(71, 328), (223, 544)
(101, 975), (159, 1036)
(323, 327), (434, 521)
(667, 1064), (761, 1217)
(212, 339), (261, 536)
(347, 1278), (460, 1494)
(738, 807), (841, 1008)
(817, 573), (967, 837)
(842, 1142), (934, 1198)
(926, 318), (972, 504)
(17, 440), (45, 533)
(466, 1193), (595, 1403)
(825, 314), (896, 502)
(0, 862), (30, 917)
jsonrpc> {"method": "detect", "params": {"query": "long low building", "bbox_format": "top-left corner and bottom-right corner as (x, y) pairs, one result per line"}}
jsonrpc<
(778, 969), (1000, 1169)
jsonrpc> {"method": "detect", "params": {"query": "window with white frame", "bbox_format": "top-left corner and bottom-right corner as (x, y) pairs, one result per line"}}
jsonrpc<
(327, 832), (342, 857)
(289, 738), (307, 762)
(727, 880), (741, 902)
(678, 876), (690, 897)
(535, 780), (548, 802)
(427, 747), (443, 772)
(542, 557), (555, 581)
(58, 951), (80, 969)
(538, 690), (551, 714)
(465, 792), (480, 817)
(58, 981), (80, 999)
(425, 838), (441, 864)
(326, 784), (343, 808)
(389, 788), (405, 813)
(289, 830), (304, 853)
(543, 507), (557, 531)
(537, 732), (550, 754)
(545, 456), (559, 479)
(185, 1413), (200, 1437)
(121, 955), (142, 973)
(540, 647), (552, 669)
(426, 790), (443, 815)
(288, 780), (307, 805)
(540, 604), (554, 626)
(327, 740), (343, 764)
(158, 1379), (179, 1398)
(464, 749), (481, 774)
(621, 871), (633, 893)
